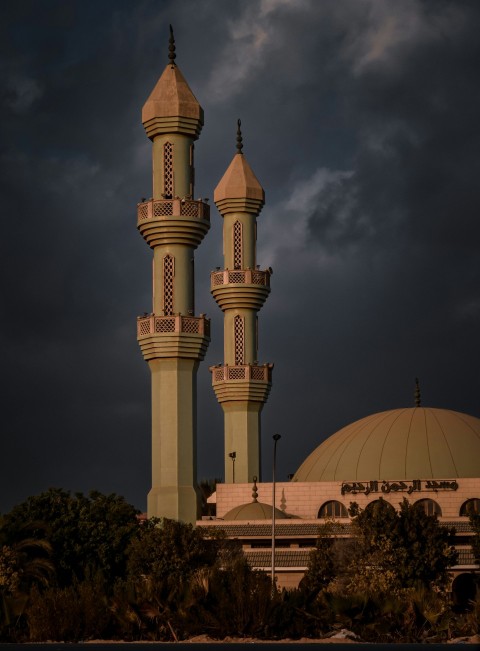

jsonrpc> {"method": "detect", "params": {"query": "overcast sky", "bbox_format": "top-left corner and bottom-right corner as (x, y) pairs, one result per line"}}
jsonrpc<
(1, 0), (479, 514)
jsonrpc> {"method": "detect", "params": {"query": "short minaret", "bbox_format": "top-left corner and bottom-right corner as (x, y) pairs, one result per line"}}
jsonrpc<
(210, 121), (273, 483)
(136, 27), (210, 523)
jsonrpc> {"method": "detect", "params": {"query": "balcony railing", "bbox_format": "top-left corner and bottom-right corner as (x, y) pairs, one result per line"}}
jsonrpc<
(137, 199), (210, 222)
(137, 314), (210, 338)
(211, 269), (270, 287)
(211, 364), (272, 383)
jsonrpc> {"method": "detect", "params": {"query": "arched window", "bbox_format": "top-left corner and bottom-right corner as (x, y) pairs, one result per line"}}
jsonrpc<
(234, 315), (244, 365)
(460, 498), (480, 516)
(233, 221), (243, 269)
(318, 500), (348, 519)
(163, 142), (174, 198)
(163, 255), (174, 315)
(415, 498), (442, 517)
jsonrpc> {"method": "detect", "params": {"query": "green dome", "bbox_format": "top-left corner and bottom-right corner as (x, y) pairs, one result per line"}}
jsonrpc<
(223, 501), (288, 521)
(293, 408), (480, 482)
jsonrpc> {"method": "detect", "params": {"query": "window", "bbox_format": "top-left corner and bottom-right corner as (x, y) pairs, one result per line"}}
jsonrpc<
(415, 498), (442, 517)
(318, 500), (348, 519)
(460, 499), (480, 516)
(163, 142), (174, 198)
(233, 221), (242, 269)
(234, 315), (244, 365)
(163, 255), (174, 315)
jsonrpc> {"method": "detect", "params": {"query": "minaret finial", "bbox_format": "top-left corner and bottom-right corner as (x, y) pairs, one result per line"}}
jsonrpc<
(236, 119), (243, 154)
(414, 377), (421, 407)
(168, 24), (176, 67)
(252, 476), (258, 502)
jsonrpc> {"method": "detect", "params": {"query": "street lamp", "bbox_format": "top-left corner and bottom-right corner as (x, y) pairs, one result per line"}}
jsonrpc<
(271, 433), (281, 590)
(228, 451), (236, 483)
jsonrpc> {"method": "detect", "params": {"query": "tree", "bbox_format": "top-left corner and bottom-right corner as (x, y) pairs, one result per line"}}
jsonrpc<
(2, 489), (139, 586)
(303, 498), (457, 598)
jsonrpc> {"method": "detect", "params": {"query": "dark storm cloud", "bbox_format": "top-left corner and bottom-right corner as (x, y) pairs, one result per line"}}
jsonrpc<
(1, 0), (479, 511)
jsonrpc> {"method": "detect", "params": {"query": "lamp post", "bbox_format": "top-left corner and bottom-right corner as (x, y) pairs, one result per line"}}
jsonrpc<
(228, 451), (236, 483)
(271, 433), (281, 590)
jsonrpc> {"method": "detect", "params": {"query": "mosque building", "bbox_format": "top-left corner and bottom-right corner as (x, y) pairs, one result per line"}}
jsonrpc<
(136, 29), (480, 598)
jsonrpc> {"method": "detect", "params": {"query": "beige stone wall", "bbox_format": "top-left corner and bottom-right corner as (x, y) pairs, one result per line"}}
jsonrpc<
(216, 478), (480, 520)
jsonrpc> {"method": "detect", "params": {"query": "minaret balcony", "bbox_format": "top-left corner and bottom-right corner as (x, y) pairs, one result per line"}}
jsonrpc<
(137, 313), (210, 338)
(137, 199), (210, 248)
(209, 364), (273, 404)
(210, 363), (273, 383)
(137, 314), (210, 362)
(211, 269), (271, 311)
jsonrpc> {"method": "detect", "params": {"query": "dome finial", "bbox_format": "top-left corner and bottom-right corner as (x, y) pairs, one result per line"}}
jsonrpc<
(168, 24), (176, 67)
(236, 118), (243, 154)
(252, 476), (258, 503)
(414, 377), (421, 407)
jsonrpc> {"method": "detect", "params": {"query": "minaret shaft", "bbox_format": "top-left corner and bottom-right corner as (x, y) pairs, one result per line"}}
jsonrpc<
(211, 136), (273, 485)
(137, 37), (209, 524)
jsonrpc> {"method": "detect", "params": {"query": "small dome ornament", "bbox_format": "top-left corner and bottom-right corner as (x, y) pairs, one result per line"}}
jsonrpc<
(168, 24), (176, 67)
(415, 377), (421, 407)
(236, 118), (243, 154)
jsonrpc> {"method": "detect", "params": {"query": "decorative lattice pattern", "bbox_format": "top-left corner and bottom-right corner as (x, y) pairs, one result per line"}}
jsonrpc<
(154, 317), (175, 332)
(212, 272), (224, 286)
(233, 221), (242, 269)
(214, 368), (225, 382)
(229, 271), (245, 283)
(154, 201), (173, 216)
(251, 366), (266, 381)
(234, 315), (244, 365)
(181, 317), (199, 333)
(228, 366), (246, 380)
(180, 201), (199, 217)
(138, 204), (149, 220)
(163, 142), (174, 197)
(163, 255), (174, 315)
(252, 271), (266, 285)
(138, 319), (151, 336)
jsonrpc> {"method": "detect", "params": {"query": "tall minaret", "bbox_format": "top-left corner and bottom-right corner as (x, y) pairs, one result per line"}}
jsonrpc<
(136, 27), (210, 523)
(210, 121), (273, 483)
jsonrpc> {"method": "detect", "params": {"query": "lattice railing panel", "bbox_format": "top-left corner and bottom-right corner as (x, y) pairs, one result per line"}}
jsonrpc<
(138, 320), (151, 336)
(163, 142), (174, 197)
(233, 221), (242, 269)
(154, 201), (173, 216)
(251, 271), (267, 285)
(228, 367), (246, 380)
(154, 317), (175, 333)
(180, 201), (199, 217)
(181, 317), (199, 333)
(212, 272), (224, 286)
(229, 271), (245, 283)
(234, 315), (244, 365)
(251, 366), (267, 380)
(163, 255), (174, 316)
(138, 204), (149, 220)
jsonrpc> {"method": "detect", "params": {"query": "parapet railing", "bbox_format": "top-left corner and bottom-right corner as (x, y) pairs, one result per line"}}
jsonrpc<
(137, 198), (210, 222)
(211, 364), (272, 383)
(211, 269), (270, 287)
(137, 314), (210, 338)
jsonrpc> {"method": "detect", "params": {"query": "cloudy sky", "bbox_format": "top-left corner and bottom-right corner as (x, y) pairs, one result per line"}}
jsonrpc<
(1, 0), (479, 514)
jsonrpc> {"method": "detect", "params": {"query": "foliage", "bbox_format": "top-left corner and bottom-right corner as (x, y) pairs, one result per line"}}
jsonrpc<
(26, 576), (112, 642)
(469, 511), (480, 564)
(2, 489), (139, 586)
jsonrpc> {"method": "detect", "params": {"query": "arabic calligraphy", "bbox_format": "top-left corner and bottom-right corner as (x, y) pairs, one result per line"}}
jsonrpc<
(340, 479), (458, 496)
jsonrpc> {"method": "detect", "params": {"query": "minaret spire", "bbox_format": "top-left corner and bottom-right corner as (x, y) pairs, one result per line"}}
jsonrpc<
(236, 119), (243, 154)
(168, 24), (176, 67)
(210, 126), (273, 484)
(415, 377), (422, 407)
